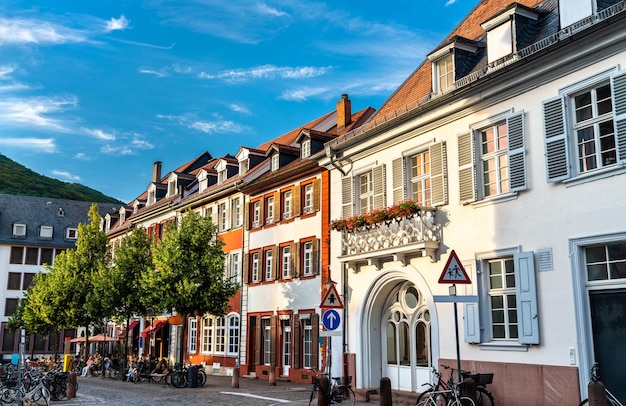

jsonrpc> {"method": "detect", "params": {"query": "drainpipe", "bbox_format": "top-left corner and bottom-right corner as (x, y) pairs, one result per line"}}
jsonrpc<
(342, 262), (349, 381)
(326, 146), (347, 177)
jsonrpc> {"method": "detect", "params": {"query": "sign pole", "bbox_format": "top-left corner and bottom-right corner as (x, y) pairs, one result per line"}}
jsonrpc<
(452, 285), (462, 383)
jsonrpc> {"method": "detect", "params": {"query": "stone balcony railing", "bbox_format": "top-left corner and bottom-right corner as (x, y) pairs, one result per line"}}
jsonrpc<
(338, 208), (441, 270)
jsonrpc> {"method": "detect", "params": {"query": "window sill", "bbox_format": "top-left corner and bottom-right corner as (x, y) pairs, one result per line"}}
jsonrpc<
(479, 342), (528, 352)
(470, 192), (518, 208)
(563, 163), (626, 187)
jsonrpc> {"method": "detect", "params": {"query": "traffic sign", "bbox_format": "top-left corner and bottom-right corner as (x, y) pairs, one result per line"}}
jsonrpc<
(438, 250), (471, 284)
(320, 284), (343, 308)
(322, 309), (341, 331)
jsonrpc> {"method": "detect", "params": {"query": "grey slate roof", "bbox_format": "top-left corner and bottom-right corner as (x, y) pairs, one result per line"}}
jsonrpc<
(0, 194), (116, 248)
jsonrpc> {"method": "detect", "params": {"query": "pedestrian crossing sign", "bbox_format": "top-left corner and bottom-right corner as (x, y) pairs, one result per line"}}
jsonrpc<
(438, 250), (471, 284)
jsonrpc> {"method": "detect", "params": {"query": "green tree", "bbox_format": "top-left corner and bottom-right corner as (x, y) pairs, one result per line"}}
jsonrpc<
(92, 227), (152, 366)
(141, 210), (238, 361)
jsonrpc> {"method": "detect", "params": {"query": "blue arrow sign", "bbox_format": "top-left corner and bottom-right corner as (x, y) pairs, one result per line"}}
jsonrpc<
(322, 309), (341, 331)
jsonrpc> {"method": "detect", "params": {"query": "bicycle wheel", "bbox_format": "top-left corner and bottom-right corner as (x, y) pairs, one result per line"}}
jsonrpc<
(416, 389), (434, 405)
(452, 396), (476, 406)
(197, 369), (207, 386)
(417, 390), (449, 406)
(171, 371), (187, 388)
(1, 387), (23, 406)
(29, 385), (50, 406)
(475, 387), (494, 406)
(56, 382), (74, 401)
(333, 385), (355, 405)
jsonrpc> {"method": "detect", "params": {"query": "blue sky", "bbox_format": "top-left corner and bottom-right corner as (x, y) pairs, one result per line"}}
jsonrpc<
(0, 1), (475, 203)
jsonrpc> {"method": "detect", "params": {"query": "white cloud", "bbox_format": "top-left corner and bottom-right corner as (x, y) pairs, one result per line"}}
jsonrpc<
(0, 96), (77, 132)
(82, 128), (116, 141)
(0, 17), (90, 45)
(229, 103), (250, 115)
(74, 152), (91, 160)
(257, 3), (289, 17)
(100, 144), (133, 155)
(189, 120), (244, 134)
(0, 65), (15, 77)
(445, 0), (458, 5)
(106, 15), (130, 32)
(138, 68), (169, 78)
(198, 64), (331, 83)
(51, 170), (81, 181)
(279, 86), (331, 102)
(0, 137), (56, 153)
(131, 135), (154, 150)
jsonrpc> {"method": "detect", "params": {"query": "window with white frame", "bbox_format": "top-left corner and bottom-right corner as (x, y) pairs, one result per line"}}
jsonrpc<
(228, 252), (240, 283)
(282, 190), (292, 219)
(266, 196), (275, 223)
(342, 165), (386, 218)
(251, 252), (260, 283)
(458, 111), (526, 203)
(239, 159), (249, 176)
(264, 248), (274, 281)
(65, 228), (78, 240)
(218, 169), (227, 184)
(393, 142), (448, 207)
(410, 151), (432, 206)
(464, 251), (539, 345)
(201, 316), (213, 353)
(188, 317), (197, 354)
(219, 202), (229, 231)
(39, 226), (53, 239)
(148, 189), (156, 206)
(215, 317), (226, 353)
(359, 172), (373, 213)
(232, 198), (242, 228)
(301, 139), (311, 158)
(302, 317), (313, 368)
(435, 54), (454, 93)
(302, 241), (315, 276)
(303, 184), (313, 213)
(227, 314), (240, 355)
(252, 201), (261, 228)
(12, 224), (26, 237)
(262, 318), (271, 365)
(543, 69), (626, 182)
(282, 246), (291, 279)
(271, 154), (280, 171)
(168, 179), (176, 197)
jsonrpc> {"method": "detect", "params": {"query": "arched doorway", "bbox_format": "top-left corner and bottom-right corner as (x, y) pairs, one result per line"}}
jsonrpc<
(358, 269), (438, 392)
(382, 282), (432, 391)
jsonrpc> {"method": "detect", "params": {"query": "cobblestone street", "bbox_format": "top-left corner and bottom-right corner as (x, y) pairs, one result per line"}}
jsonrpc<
(64, 374), (375, 406)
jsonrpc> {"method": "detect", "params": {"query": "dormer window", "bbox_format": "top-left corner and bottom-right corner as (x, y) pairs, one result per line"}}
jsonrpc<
(168, 179), (177, 197)
(39, 225), (53, 239)
(218, 169), (227, 184)
(197, 170), (208, 192)
(147, 189), (156, 206)
(12, 223), (26, 237)
(435, 54), (454, 93)
(119, 208), (126, 225)
(301, 139), (311, 158)
(481, 4), (538, 64)
(66, 228), (78, 240)
(105, 215), (111, 232)
(271, 154), (280, 171)
(239, 159), (249, 176)
(428, 37), (478, 95)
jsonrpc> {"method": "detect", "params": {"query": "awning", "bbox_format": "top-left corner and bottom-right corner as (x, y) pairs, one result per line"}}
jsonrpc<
(141, 320), (166, 338)
(87, 334), (120, 343)
(69, 336), (86, 343)
(119, 320), (140, 338)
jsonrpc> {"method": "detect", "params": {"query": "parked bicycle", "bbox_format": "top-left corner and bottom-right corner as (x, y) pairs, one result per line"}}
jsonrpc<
(416, 365), (493, 406)
(308, 368), (355, 406)
(579, 363), (624, 406)
(0, 368), (52, 406)
(169, 363), (206, 389)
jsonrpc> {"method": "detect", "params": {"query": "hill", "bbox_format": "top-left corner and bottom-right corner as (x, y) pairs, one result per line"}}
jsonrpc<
(0, 153), (124, 205)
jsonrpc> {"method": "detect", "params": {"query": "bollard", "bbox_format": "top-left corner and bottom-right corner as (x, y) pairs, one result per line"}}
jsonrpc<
(379, 377), (392, 406)
(268, 368), (276, 386)
(317, 375), (331, 406)
(231, 367), (240, 388)
(588, 380), (608, 406)
(68, 371), (78, 398)
(461, 377), (477, 403)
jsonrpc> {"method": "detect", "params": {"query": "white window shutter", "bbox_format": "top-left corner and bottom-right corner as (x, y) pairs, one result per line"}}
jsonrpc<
(514, 251), (539, 345)
(507, 111), (527, 192)
(341, 176), (353, 218)
(542, 96), (570, 182)
(463, 302), (481, 343)
(430, 141), (448, 206)
(610, 70), (626, 162)
(372, 164), (386, 209)
(458, 132), (476, 204)
(392, 157), (405, 204)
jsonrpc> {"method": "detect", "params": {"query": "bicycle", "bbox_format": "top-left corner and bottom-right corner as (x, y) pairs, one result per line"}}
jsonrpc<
(169, 363), (206, 388)
(416, 381), (476, 406)
(579, 363), (624, 406)
(416, 365), (492, 406)
(308, 368), (355, 406)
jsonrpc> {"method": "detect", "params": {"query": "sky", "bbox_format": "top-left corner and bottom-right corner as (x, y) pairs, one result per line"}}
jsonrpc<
(0, 0), (477, 203)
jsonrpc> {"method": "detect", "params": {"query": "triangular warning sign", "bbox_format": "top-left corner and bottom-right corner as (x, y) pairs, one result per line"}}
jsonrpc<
(320, 284), (343, 308)
(438, 250), (471, 284)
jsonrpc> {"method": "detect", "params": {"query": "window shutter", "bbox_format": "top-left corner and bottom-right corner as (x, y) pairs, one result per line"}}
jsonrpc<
(507, 111), (527, 192)
(254, 317), (261, 366)
(463, 302), (481, 344)
(293, 186), (301, 217)
(272, 246), (278, 280)
(372, 164), (386, 209)
(341, 176), (353, 218)
(312, 239), (320, 275)
(244, 202), (250, 230)
(292, 242), (300, 277)
(293, 319), (301, 369)
(392, 157), (405, 204)
(273, 192), (280, 220)
(611, 70), (626, 162)
(258, 199), (265, 227)
(458, 132), (476, 204)
(312, 179), (320, 212)
(242, 254), (249, 283)
(270, 316), (277, 366)
(430, 141), (448, 206)
(542, 96), (570, 182)
(311, 313), (319, 369)
(514, 251), (539, 345)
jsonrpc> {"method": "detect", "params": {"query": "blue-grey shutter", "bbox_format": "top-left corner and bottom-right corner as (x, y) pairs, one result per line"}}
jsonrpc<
(543, 96), (570, 182)
(458, 132), (476, 204)
(514, 251), (539, 345)
(507, 111), (527, 192)
(611, 70), (626, 162)
(463, 302), (481, 343)
(430, 141), (448, 206)
(392, 157), (405, 204)
(341, 176), (353, 218)
(372, 164), (386, 209)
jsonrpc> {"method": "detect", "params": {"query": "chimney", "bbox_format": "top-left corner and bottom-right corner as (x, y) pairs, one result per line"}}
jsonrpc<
(152, 161), (162, 183)
(336, 94), (352, 129)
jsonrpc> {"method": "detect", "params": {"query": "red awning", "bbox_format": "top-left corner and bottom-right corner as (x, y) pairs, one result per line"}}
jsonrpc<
(119, 320), (140, 338)
(141, 320), (166, 338)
